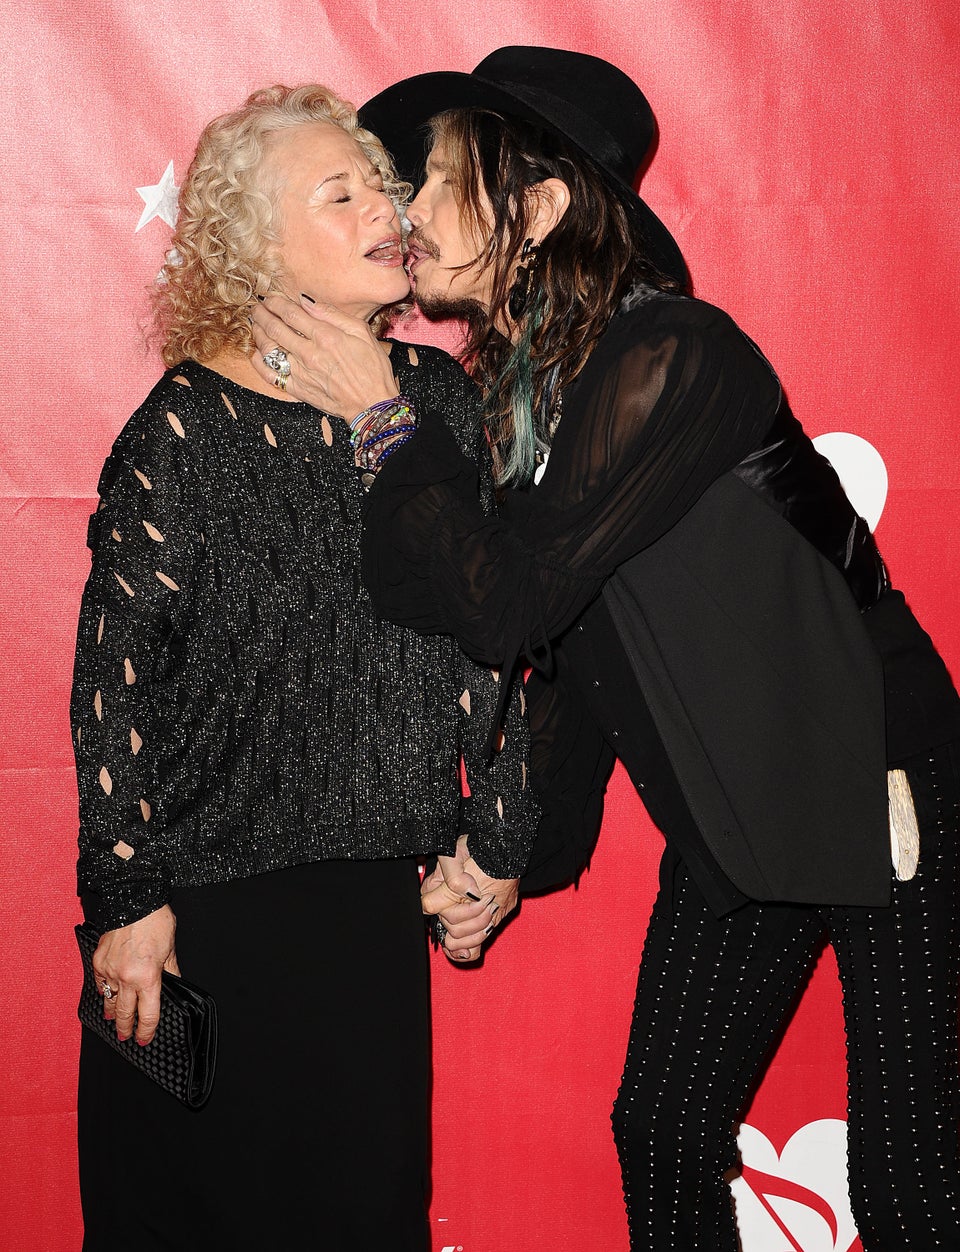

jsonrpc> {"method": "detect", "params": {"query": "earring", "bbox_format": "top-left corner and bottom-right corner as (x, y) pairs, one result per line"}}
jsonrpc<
(508, 237), (540, 320)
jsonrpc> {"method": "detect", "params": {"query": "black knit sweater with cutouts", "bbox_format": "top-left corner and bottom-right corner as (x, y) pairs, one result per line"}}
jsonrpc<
(71, 345), (539, 931)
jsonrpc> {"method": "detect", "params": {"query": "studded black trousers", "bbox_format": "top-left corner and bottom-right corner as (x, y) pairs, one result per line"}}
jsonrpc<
(611, 742), (960, 1250)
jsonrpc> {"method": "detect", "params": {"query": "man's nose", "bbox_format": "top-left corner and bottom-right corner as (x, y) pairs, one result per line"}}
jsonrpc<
(406, 189), (429, 226)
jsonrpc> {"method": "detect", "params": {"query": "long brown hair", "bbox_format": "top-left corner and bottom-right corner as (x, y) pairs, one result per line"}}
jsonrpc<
(430, 108), (680, 485)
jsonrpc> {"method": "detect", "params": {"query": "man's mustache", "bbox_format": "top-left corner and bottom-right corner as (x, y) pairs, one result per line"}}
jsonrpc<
(405, 229), (441, 262)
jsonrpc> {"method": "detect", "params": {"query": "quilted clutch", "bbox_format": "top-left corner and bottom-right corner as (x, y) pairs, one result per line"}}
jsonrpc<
(75, 922), (218, 1110)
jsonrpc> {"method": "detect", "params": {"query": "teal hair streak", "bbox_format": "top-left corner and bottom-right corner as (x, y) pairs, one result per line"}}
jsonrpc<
(488, 296), (544, 487)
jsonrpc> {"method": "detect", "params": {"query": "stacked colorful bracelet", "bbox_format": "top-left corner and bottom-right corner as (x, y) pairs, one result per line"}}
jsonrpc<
(349, 396), (418, 489)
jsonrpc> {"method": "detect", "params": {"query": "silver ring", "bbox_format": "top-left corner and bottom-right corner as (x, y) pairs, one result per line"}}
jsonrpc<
(263, 348), (291, 377)
(101, 983), (116, 1001)
(433, 918), (447, 949)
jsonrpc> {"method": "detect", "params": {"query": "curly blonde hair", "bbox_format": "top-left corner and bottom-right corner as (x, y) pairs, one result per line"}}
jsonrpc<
(154, 84), (411, 366)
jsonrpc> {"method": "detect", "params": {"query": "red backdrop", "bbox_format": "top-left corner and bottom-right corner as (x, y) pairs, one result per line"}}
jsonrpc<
(2, 4), (958, 1250)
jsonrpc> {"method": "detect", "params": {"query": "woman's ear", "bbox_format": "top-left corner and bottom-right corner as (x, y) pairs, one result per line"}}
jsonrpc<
(527, 178), (571, 243)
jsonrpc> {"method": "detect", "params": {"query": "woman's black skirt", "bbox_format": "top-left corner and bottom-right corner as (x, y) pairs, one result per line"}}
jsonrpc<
(78, 856), (430, 1251)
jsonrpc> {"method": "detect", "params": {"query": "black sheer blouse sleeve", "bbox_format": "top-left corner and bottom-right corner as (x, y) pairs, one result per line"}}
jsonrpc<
(362, 295), (782, 668)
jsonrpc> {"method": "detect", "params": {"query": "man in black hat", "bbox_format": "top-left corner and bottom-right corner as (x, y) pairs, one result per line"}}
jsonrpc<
(250, 46), (960, 1250)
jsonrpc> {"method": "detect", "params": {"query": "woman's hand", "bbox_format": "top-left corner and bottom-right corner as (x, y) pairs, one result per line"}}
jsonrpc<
(421, 835), (520, 963)
(250, 293), (399, 420)
(93, 905), (179, 1046)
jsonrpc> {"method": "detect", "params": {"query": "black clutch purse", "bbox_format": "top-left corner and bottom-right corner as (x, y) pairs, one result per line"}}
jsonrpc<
(75, 921), (218, 1110)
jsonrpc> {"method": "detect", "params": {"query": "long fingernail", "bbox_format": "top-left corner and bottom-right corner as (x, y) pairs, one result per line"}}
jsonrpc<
(485, 924), (495, 935)
(300, 292), (316, 304)
(465, 891), (482, 902)
(490, 903), (500, 914)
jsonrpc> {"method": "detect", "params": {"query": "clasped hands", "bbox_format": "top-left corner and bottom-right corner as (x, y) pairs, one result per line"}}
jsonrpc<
(421, 835), (520, 964)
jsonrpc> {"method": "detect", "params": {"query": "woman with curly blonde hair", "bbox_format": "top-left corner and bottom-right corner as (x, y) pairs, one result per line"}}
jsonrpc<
(71, 84), (538, 1250)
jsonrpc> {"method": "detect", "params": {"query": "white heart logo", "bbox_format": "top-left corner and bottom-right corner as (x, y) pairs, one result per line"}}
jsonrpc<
(730, 1119), (859, 1251)
(812, 432), (888, 532)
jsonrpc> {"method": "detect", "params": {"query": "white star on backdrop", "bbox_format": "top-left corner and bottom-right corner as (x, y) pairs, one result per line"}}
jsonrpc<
(135, 160), (179, 232)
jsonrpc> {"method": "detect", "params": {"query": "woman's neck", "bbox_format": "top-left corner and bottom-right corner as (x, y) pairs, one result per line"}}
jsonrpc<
(200, 349), (298, 401)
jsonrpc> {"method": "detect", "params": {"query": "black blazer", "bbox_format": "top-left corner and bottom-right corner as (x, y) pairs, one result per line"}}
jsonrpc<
(604, 471), (890, 907)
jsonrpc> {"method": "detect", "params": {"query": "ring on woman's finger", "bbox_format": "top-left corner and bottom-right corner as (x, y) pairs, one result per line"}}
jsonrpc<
(273, 371), (288, 392)
(100, 982), (117, 1000)
(433, 918), (448, 949)
(263, 347), (291, 377)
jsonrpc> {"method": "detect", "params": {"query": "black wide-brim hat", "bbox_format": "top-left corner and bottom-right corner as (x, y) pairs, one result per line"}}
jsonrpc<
(359, 45), (688, 288)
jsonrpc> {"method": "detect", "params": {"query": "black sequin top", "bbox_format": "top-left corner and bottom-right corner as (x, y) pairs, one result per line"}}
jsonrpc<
(71, 344), (539, 931)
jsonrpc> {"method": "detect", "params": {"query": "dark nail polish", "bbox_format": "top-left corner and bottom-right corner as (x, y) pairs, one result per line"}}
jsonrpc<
(485, 924), (495, 935)
(255, 294), (264, 302)
(490, 904), (500, 914)
(300, 292), (316, 304)
(465, 891), (481, 902)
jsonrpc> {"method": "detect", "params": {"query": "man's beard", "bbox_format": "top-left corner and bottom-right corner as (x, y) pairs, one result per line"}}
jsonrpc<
(415, 289), (487, 324)
(406, 230), (488, 325)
